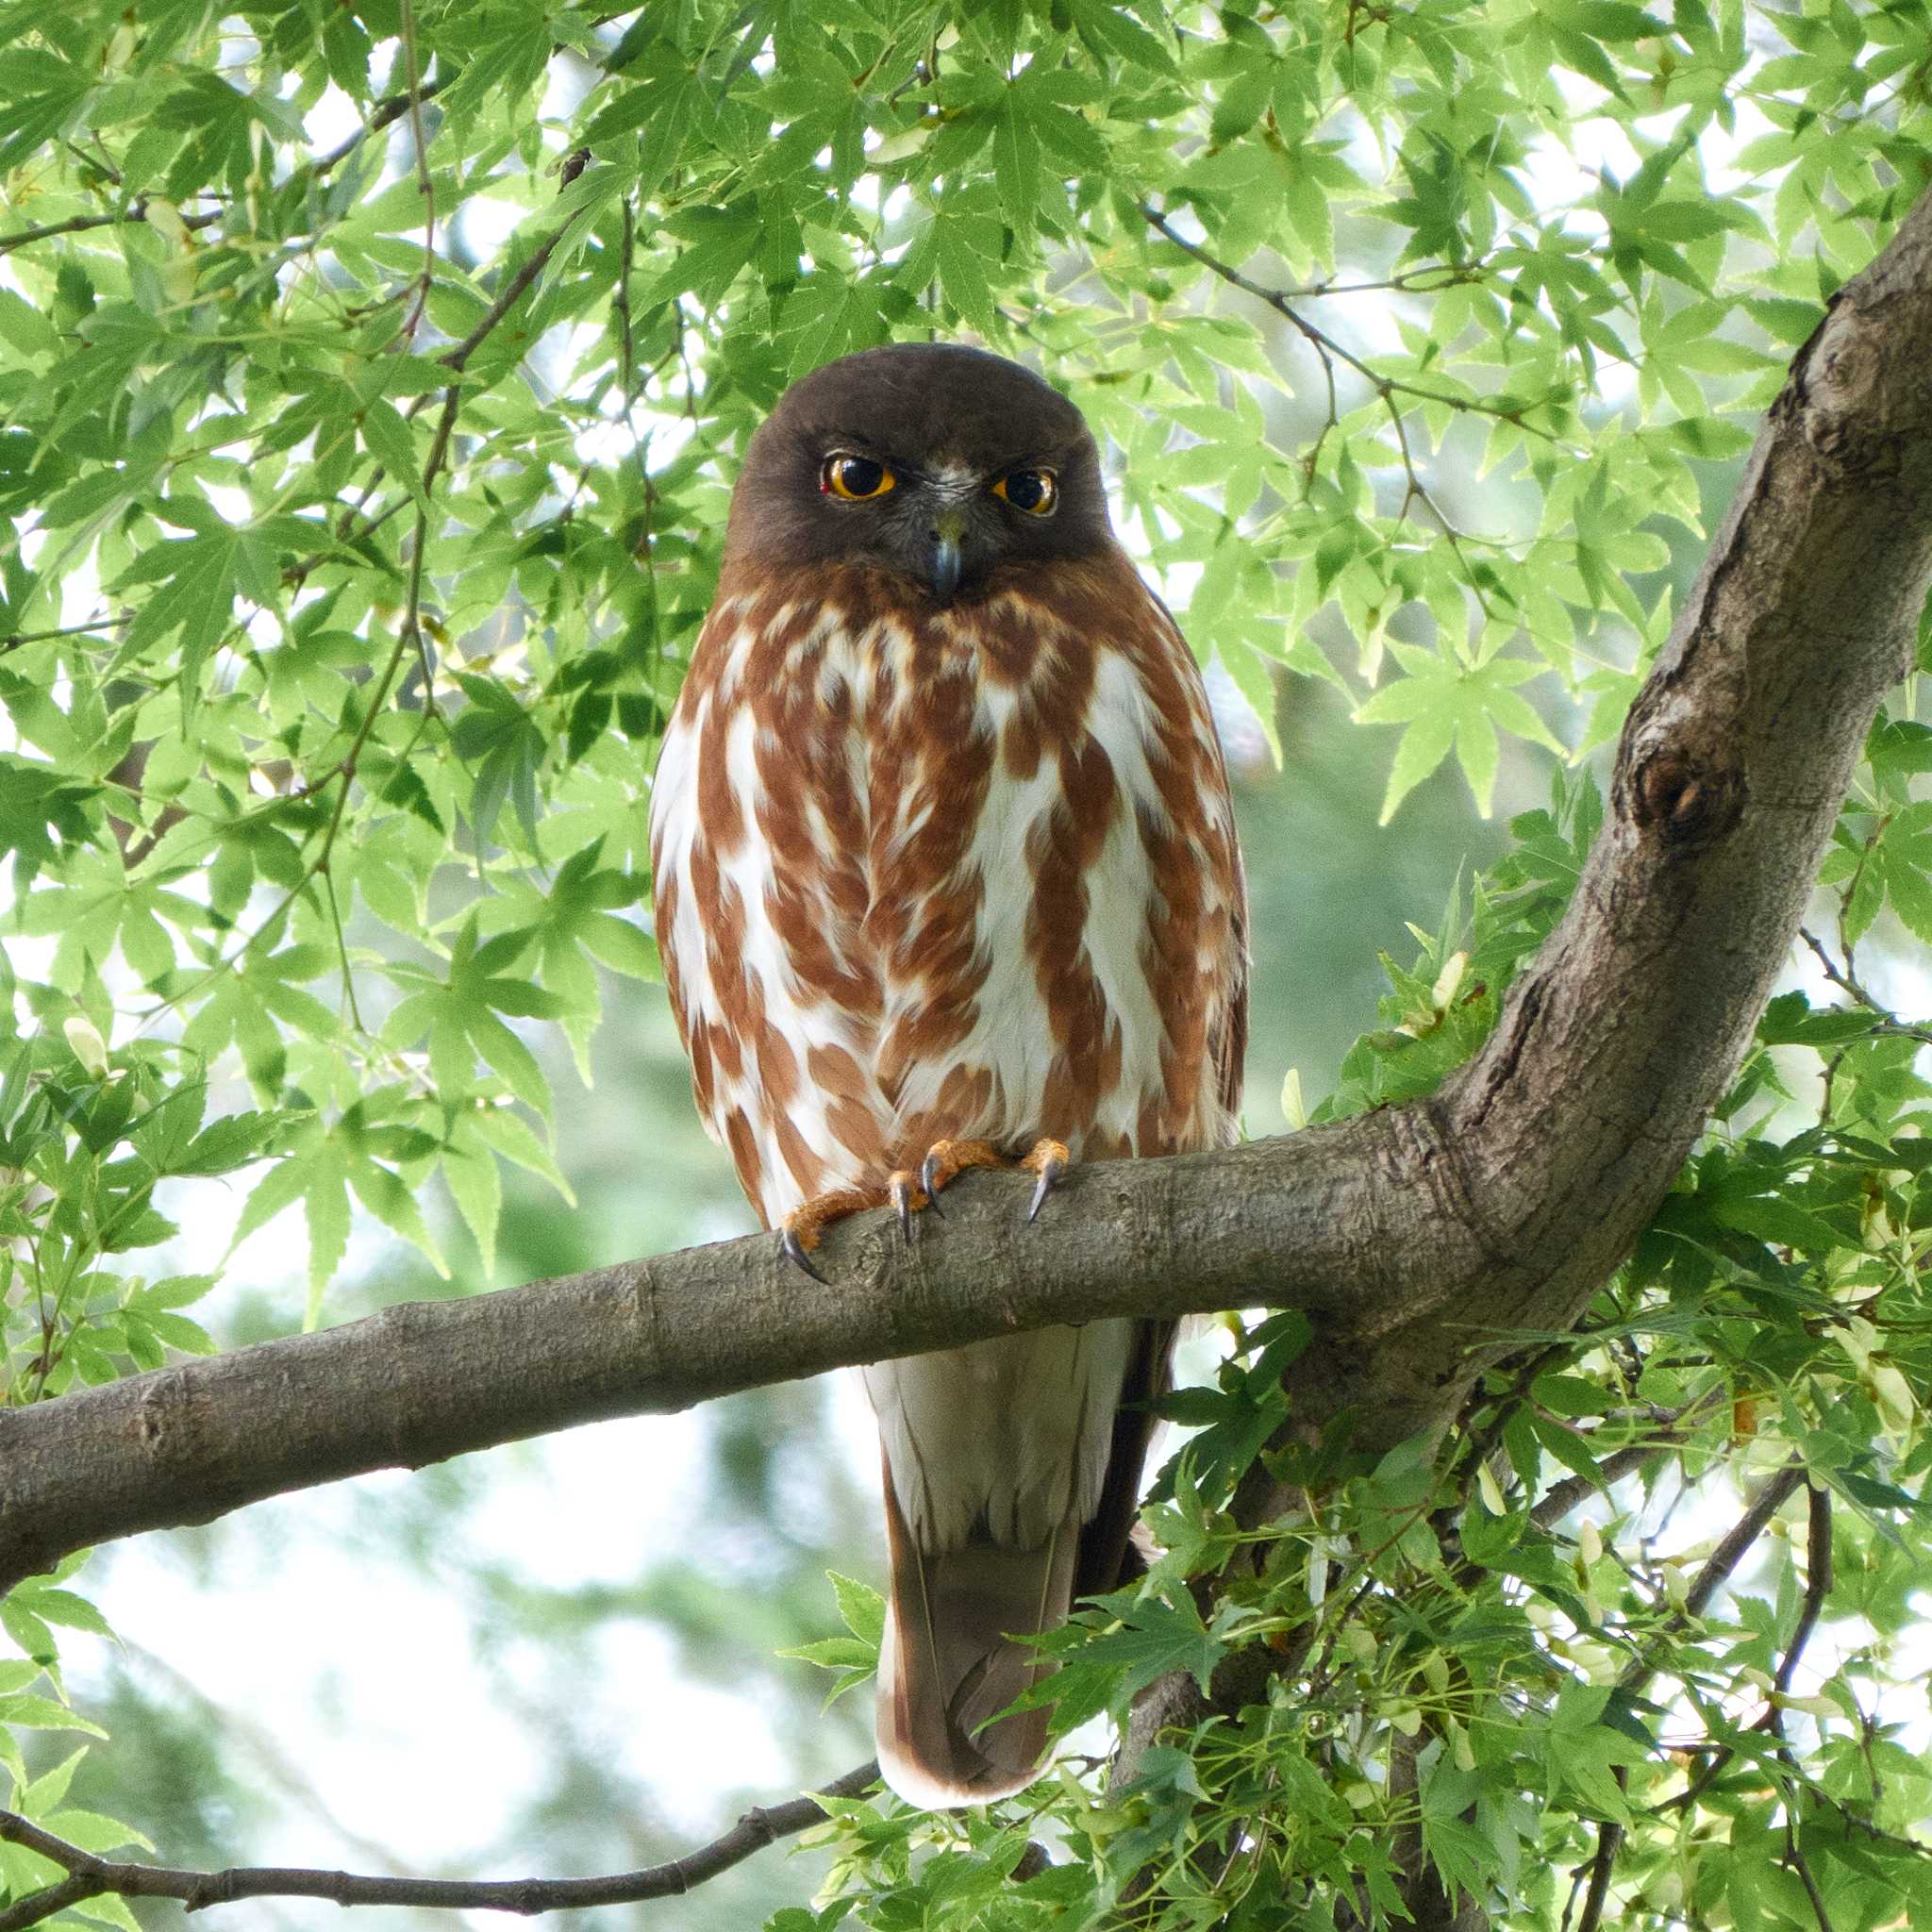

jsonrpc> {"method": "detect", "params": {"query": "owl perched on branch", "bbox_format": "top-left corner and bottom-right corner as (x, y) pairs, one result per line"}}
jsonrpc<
(649, 343), (1247, 1807)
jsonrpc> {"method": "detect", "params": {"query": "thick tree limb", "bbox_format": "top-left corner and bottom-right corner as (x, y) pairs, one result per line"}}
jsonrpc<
(4, 197), (1932, 1641)
(0, 1761), (878, 1928)
(1128, 173), (1932, 1798)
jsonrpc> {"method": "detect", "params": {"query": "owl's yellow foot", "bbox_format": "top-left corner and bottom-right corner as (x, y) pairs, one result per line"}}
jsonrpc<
(916, 1136), (1072, 1222)
(778, 1137), (1074, 1278)
(777, 1186), (884, 1282)
(915, 1139), (1008, 1219)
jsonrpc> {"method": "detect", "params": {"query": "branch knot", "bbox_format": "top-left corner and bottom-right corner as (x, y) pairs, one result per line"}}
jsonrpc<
(1625, 749), (1745, 851)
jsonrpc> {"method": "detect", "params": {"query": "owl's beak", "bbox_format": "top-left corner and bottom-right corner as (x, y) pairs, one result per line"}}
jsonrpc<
(926, 509), (965, 603)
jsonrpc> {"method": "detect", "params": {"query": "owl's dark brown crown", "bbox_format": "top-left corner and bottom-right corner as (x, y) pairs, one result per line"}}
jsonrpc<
(723, 343), (1115, 604)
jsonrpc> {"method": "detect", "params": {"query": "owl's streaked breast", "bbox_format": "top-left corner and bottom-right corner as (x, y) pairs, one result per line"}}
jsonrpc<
(648, 557), (1241, 1230)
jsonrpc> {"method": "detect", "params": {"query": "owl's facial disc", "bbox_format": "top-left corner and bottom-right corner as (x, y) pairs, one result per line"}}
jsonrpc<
(726, 343), (1112, 600)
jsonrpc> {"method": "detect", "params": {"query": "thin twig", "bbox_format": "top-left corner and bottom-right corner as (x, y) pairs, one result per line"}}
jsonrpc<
(0, 204), (221, 257)
(0, 74), (447, 259)
(0, 1762), (878, 1928)
(1139, 201), (1559, 442)
(1784, 1818), (1836, 1932)
(1530, 1389), (1729, 1529)
(397, 0), (437, 344)
(1572, 1821), (1620, 1932)
(1, 615), (125, 649)
(312, 75), (454, 180)
(1774, 1483), (1833, 1705)
(1666, 1482), (1836, 1817)
(441, 218), (577, 375)
(1673, 1457), (1807, 1630)
(1797, 926), (1932, 1046)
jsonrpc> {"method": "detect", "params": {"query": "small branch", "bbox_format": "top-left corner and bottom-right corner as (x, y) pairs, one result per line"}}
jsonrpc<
(0, 1762), (877, 1928)
(1799, 925), (1870, 1007)
(1667, 1481), (1835, 1816)
(1674, 1457), (1807, 1631)
(312, 75), (454, 181)
(1139, 200), (1560, 441)
(396, 0), (437, 344)
(1, 615), (125, 650)
(1797, 926), (1932, 1047)
(1774, 1483), (1833, 1704)
(441, 217), (576, 375)
(1785, 1806), (1837, 1932)
(0, 1872), (99, 1932)
(1275, 263), (1492, 299)
(1571, 1820), (1620, 1932)
(0, 204), (220, 257)
(1529, 1389), (1729, 1529)
(0, 73), (449, 260)
(1564, 1458), (1807, 1932)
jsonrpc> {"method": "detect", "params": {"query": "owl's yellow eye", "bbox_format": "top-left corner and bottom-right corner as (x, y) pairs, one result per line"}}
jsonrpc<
(991, 468), (1058, 515)
(821, 454), (896, 500)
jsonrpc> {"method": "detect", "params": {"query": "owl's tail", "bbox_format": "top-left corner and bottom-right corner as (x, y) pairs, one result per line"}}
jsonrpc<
(871, 1318), (1174, 1808)
(874, 1465), (1077, 1809)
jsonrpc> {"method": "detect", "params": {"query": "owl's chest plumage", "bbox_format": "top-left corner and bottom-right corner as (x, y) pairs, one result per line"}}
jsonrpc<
(648, 555), (1244, 1229)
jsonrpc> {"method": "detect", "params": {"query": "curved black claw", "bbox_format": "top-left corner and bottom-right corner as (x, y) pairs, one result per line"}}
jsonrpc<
(890, 1174), (916, 1242)
(1027, 1151), (1066, 1223)
(778, 1225), (828, 1283)
(919, 1150), (947, 1218)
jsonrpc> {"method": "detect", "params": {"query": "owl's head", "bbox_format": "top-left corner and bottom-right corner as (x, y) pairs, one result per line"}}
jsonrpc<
(724, 343), (1112, 604)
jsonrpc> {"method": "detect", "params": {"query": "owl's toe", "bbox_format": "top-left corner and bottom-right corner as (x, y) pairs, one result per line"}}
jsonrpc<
(915, 1138), (1008, 1218)
(776, 1185), (886, 1280)
(1020, 1138), (1071, 1222)
(888, 1170), (921, 1241)
(777, 1223), (828, 1283)
(917, 1148), (948, 1218)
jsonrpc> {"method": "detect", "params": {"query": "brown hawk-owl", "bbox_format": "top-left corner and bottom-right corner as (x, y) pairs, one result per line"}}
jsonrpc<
(648, 343), (1247, 1807)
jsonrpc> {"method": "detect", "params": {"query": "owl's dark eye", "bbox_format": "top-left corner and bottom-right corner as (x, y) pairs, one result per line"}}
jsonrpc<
(991, 468), (1058, 515)
(821, 454), (895, 500)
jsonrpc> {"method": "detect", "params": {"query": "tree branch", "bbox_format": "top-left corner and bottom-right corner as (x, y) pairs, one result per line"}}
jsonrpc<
(0, 1762), (878, 1928)
(0, 79), (450, 258)
(0, 1132), (1383, 1594)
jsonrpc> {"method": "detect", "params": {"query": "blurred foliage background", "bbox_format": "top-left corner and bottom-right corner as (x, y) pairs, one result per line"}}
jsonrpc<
(3, 0), (1932, 1926)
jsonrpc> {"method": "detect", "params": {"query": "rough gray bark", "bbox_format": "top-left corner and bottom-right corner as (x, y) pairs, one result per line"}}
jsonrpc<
(5, 195), (1932, 1655)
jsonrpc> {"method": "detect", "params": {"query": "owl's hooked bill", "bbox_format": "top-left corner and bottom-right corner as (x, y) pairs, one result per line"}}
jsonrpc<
(928, 508), (965, 603)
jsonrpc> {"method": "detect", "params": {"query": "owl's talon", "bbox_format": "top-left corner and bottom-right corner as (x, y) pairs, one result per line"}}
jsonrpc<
(1020, 1138), (1071, 1223)
(890, 1173), (917, 1241)
(920, 1151), (947, 1217)
(1026, 1158), (1063, 1222)
(779, 1225), (828, 1283)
